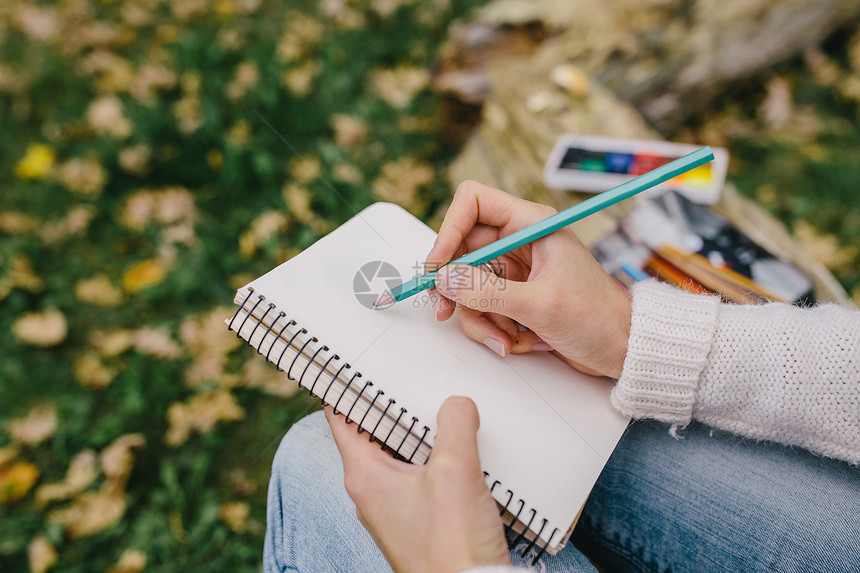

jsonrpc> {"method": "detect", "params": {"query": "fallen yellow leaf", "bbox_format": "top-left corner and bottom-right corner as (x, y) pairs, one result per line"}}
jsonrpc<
(74, 351), (118, 389)
(123, 259), (167, 293)
(36, 449), (99, 506)
(15, 143), (55, 180)
(28, 535), (57, 573)
(47, 490), (126, 538)
(107, 548), (147, 573)
(219, 501), (250, 533)
(74, 274), (125, 306)
(165, 391), (244, 446)
(12, 309), (68, 347)
(101, 434), (145, 487)
(5, 403), (58, 445)
(0, 461), (40, 502)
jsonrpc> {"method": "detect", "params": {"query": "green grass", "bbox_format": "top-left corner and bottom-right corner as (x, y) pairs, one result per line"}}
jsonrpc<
(0, 1), (488, 570)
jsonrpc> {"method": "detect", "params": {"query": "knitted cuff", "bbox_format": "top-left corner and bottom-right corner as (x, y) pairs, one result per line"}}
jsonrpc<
(612, 280), (721, 425)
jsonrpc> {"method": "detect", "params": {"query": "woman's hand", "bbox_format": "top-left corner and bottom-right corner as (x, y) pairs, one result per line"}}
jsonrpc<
(326, 397), (510, 573)
(427, 181), (631, 379)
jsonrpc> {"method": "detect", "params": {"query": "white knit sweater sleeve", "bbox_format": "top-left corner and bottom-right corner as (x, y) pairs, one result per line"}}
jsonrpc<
(612, 280), (860, 464)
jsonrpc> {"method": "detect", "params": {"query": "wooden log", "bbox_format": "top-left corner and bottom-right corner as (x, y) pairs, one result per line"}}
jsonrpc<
(436, 0), (860, 135)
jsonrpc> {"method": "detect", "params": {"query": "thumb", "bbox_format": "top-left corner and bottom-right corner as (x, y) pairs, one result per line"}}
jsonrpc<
(435, 264), (529, 323)
(430, 396), (482, 474)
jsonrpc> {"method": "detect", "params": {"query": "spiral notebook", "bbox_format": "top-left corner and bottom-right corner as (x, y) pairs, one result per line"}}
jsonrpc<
(227, 202), (630, 558)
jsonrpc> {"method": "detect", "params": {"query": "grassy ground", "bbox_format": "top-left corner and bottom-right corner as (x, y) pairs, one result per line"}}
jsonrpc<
(1, 1), (858, 572)
(0, 1), (487, 571)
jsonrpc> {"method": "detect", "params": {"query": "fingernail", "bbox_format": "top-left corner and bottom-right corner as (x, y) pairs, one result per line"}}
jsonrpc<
(433, 296), (442, 319)
(483, 337), (506, 357)
(533, 342), (553, 351)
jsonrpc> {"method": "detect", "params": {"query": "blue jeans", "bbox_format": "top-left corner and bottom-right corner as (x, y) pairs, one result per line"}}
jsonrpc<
(263, 412), (860, 572)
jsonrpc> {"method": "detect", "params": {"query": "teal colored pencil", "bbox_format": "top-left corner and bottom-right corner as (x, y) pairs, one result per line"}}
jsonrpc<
(384, 146), (715, 304)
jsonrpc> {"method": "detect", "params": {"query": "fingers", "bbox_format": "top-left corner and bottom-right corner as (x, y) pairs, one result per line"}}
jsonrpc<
(325, 407), (384, 469)
(430, 287), (457, 322)
(458, 308), (552, 356)
(427, 181), (553, 267)
(430, 396), (482, 475)
(457, 308), (514, 357)
(435, 264), (529, 325)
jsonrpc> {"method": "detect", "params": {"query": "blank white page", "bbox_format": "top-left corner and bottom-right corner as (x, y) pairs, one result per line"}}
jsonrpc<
(244, 202), (630, 551)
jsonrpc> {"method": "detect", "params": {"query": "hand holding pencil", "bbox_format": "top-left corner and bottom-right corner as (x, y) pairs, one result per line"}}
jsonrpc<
(425, 181), (633, 379)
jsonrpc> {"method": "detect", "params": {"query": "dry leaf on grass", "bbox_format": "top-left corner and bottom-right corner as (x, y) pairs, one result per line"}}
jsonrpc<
(101, 434), (145, 491)
(0, 461), (39, 502)
(133, 327), (183, 359)
(40, 206), (96, 245)
(372, 157), (433, 213)
(0, 255), (43, 302)
(75, 274), (125, 306)
(5, 403), (58, 445)
(28, 535), (58, 573)
(54, 157), (107, 196)
(12, 309), (68, 347)
(239, 210), (289, 258)
(123, 259), (167, 293)
(74, 351), (117, 389)
(225, 60), (259, 101)
(165, 391), (245, 446)
(282, 184), (315, 224)
(48, 489), (126, 539)
(46, 434), (145, 538)
(282, 60), (320, 97)
(90, 329), (135, 357)
(180, 307), (242, 387)
(7, 255), (43, 291)
(242, 358), (298, 398)
(107, 549), (147, 573)
(331, 114), (369, 148)
(287, 155), (321, 184)
(371, 66), (431, 108)
(87, 96), (133, 139)
(36, 449), (99, 506)
(0, 211), (40, 233)
(118, 144), (152, 175)
(219, 501), (250, 533)
(276, 11), (324, 62)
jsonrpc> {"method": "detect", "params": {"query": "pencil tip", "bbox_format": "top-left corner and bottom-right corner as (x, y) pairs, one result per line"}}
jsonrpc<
(373, 290), (395, 310)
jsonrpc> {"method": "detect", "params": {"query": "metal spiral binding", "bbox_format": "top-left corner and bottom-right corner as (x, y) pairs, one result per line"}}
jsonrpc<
(483, 476), (557, 563)
(229, 289), (433, 464)
(396, 417), (418, 453)
(511, 508), (537, 547)
(257, 311), (285, 355)
(331, 369), (358, 414)
(345, 380), (373, 423)
(381, 407), (407, 452)
(322, 366), (354, 405)
(306, 349), (338, 398)
(533, 527), (558, 563)
(357, 389), (384, 433)
(369, 398), (395, 443)
(407, 425), (429, 462)
(230, 287), (557, 563)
